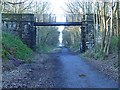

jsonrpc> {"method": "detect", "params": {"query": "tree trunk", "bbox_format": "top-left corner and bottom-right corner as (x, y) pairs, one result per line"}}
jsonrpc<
(93, 13), (96, 50)
(102, 2), (107, 53)
(103, 2), (113, 56)
(95, 2), (100, 52)
(106, 2), (113, 56)
(105, 18), (111, 56)
(100, 18), (103, 50)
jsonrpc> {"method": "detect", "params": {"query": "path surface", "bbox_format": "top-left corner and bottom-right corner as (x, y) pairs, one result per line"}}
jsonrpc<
(3, 48), (118, 88)
(55, 48), (118, 88)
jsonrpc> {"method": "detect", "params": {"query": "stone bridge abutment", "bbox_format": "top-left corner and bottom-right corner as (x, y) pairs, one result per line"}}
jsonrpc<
(2, 13), (36, 50)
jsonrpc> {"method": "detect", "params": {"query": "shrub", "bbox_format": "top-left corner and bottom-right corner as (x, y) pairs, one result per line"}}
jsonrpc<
(109, 36), (118, 53)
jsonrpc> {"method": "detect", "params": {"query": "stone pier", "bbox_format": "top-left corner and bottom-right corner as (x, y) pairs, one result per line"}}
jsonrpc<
(2, 13), (36, 50)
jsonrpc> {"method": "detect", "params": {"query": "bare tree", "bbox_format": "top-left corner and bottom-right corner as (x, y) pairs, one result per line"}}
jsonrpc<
(33, 1), (58, 47)
(2, 0), (34, 13)
(64, 0), (95, 51)
(93, 0), (119, 57)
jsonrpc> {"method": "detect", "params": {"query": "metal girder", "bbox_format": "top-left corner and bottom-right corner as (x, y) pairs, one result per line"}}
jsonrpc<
(34, 22), (82, 26)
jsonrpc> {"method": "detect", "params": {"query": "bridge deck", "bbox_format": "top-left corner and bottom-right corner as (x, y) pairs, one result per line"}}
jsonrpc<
(34, 22), (82, 26)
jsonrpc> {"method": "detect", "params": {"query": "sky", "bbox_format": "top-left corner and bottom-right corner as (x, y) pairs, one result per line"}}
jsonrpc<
(48, 0), (67, 45)
(49, 0), (66, 14)
(36, 0), (67, 46)
(49, 0), (67, 22)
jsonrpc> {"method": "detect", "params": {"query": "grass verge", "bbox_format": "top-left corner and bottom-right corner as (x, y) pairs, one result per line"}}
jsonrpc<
(2, 32), (33, 62)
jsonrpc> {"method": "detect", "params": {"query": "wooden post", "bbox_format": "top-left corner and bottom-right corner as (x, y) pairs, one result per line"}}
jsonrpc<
(66, 15), (68, 22)
(43, 14), (45, 22)
(54, 14), (56, 22)
(49, 14), (51, 22)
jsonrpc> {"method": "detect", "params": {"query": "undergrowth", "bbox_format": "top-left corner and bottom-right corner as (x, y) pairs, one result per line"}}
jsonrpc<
(83, 36), (118, 60)
(109, 36), (118, 53)
(36, 45), (53, 53)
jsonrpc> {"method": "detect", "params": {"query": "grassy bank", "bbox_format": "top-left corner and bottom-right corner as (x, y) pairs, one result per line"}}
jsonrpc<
(2, 32), (33, 62)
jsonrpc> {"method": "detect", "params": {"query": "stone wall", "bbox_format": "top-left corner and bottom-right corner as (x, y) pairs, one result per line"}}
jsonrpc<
(85, 14), (94, 49)
(2, 13), (36, 50)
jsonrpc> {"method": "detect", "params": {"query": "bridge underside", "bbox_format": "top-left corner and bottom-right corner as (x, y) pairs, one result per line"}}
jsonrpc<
(34, 22), (82, 26)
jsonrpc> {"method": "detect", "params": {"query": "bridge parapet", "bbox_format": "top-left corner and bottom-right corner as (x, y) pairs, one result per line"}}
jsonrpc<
(35, 14), (56, 22)
(65, 14), (82, 22)
(2, 13), (34, 22)
(35, 14), (84, 22)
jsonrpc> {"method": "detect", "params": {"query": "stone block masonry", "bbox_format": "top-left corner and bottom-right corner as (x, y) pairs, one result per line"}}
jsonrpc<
(2, 13), (36, 50)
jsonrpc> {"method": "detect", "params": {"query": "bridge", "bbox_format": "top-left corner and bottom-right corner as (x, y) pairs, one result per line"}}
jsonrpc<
(2, 13), (94, 52)
(34, 22), (82, 26)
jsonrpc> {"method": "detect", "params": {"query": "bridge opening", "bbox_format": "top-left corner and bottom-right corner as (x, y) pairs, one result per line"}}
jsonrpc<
(2, 13), (94, 52)
(34, 14), (84, 49)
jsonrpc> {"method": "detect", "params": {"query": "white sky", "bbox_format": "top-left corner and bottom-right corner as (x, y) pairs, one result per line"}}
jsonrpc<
(49, 0), (66, 14)
(49, 0), (67, 22)
(48, 0), (67, 45)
